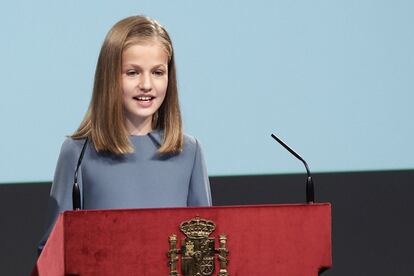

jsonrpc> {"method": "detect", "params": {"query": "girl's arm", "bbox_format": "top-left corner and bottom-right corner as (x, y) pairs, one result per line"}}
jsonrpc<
(187, 139), (212, 206)
(37, 138), (83, 254)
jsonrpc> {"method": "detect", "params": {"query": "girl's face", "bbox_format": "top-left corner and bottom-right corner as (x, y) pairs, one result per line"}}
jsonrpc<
(121, 40), (169, 134)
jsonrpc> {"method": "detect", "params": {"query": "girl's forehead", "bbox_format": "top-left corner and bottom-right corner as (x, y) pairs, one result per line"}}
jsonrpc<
(123, 43), (170, 63)
(122, 42), (169, 66)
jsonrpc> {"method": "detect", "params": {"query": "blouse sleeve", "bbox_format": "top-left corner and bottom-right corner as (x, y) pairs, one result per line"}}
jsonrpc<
(37, 138), (83, 253)
(187, 139), (212, 206)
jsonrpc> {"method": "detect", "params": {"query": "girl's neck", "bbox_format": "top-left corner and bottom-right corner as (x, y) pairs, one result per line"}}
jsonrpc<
(124, 116), (153, 136)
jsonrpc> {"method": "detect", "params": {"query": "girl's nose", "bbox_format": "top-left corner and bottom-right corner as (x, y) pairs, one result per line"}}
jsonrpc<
(138, 73), (152, 91)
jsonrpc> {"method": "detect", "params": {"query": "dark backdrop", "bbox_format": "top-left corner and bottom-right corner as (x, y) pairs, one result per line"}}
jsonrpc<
(1, 169), (413, 275)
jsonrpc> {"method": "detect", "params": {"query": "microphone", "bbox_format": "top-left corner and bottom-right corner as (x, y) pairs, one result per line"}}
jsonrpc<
(271, 133), (315, 203)
(73, 137), (89, 210)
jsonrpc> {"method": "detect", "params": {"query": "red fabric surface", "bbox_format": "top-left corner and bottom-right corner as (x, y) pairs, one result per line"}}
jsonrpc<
(34, 203), (331, 275)
(34, 215), (65, 276)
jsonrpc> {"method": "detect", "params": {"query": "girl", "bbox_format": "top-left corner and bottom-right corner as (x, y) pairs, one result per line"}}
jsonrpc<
(39, 15), (211, 252)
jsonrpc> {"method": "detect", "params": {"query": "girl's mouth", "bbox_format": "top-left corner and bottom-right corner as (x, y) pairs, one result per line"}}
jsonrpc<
(133, 96), (155, 102)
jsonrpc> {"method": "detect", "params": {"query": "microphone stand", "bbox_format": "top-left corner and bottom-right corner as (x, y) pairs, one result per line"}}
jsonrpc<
(73, 137), (89, 210)
(271, 134), (315, 203)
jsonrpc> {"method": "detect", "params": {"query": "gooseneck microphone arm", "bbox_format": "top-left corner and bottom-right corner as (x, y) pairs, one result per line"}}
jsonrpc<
(271, 133), (315, 203)
(73, 137), (89, 210)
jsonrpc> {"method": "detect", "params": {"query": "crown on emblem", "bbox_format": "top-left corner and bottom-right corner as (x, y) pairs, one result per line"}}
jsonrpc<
(180, 216), (216, 239)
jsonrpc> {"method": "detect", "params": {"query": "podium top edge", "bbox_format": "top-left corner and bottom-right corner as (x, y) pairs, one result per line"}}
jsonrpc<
(63, 202), (331, 215)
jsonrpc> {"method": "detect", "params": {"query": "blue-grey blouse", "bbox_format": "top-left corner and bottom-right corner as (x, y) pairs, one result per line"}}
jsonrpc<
(39, 130), (212, 250)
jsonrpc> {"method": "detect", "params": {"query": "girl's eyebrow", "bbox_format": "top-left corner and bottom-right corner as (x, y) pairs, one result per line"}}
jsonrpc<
(123, 63), (167, 69)
(152, 64), (167, 69)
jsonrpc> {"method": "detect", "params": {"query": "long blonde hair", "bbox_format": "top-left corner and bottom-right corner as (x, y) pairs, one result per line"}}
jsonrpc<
(71, 16), (183, 154)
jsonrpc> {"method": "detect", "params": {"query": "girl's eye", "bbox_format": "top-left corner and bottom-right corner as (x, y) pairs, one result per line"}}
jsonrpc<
(126, 70), (138, 76)
(153, 70), (165, 76)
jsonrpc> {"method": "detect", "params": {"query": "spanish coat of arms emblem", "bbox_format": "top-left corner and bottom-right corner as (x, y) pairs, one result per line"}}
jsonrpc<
(167, 217), (229, 276)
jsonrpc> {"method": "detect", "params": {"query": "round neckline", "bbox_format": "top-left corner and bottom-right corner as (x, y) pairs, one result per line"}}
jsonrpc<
(128, 129), (158, 137)
(129, 129), (162, 138)
(129, 133), (150, 137)
(129, 129), (163, 147)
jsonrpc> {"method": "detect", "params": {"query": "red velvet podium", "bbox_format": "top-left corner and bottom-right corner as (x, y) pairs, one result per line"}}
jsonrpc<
(33, 203), (331, 275)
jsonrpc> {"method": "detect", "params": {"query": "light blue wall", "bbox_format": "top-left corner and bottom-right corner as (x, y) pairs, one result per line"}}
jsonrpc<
(1, 0), (413, 183)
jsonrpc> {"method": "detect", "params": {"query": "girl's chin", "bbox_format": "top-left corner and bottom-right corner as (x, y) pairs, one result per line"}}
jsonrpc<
(127, 113), (154, 121)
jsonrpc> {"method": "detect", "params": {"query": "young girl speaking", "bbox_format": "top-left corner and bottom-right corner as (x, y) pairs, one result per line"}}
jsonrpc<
(39, 15), (211, 251)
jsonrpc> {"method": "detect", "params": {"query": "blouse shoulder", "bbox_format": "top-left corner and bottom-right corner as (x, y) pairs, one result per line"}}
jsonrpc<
(183, 133), (198, 148)
(182, 134), (205, 160)
(57, 138), (87, 165)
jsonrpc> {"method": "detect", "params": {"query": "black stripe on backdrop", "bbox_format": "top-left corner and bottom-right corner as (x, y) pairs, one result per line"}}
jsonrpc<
(0, 169), (413, 275)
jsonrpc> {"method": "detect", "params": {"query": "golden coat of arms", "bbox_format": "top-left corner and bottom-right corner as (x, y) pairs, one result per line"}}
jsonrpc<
(167, 217), (229, 276)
